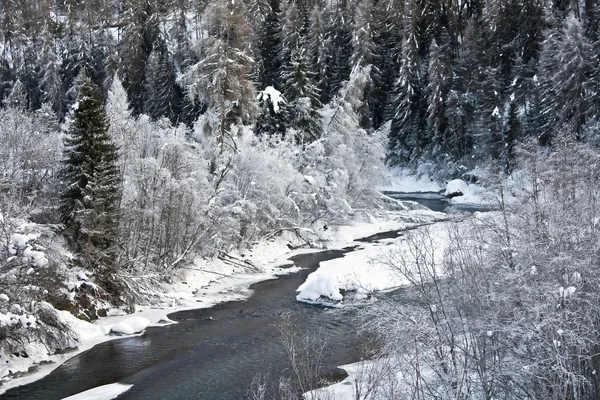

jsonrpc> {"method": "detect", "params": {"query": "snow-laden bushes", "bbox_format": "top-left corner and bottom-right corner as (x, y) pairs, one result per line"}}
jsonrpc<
(366, 135), (600, 399)
(0, 212), (81, 379)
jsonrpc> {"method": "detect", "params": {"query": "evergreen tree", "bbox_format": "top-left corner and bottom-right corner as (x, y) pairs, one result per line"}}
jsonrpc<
(552, 13), (594, 136)
(182, 0), (258, 150)
(0, 59), (15, 108)
(371, 0), (403, 128)
(255, 0), (283, 90)
(539, 13), (594, 142)
(121, 0), (158, 115)
(326, 0), (353, 101)
(144, 36), (182, 124)
(308, 2), (331, 105)
(426, 37), (450, 159)
(61, 75), (121, 294)
(388, 33), (426, 165)
(281, 47), (322, 145)
(255, 86), (289, 138)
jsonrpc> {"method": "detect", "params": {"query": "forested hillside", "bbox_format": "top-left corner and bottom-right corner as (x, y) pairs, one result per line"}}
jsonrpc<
(2, 0), (600, 171)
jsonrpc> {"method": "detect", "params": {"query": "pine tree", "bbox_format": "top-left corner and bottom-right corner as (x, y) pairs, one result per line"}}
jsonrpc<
(121, 0), (158, 115)
(326, 0), (353, 101)
(281, 47), (322, 145)
(539, 13), (594, 142)
(61, 75), (121, 293)
(251, 0), (283, 90)
(426, 37), (450, 159)
(144, 36), (182, 124)
(255, 86), (289, 138)
(308, 2), (331, 105)
(181, 0), (258, 150)
(388, 33), (426, 165)
(552, 13), (594, 137)
(371, 0), (402, 128)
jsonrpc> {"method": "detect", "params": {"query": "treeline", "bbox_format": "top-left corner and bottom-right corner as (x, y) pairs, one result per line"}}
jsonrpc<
(2, 0), (600, 175)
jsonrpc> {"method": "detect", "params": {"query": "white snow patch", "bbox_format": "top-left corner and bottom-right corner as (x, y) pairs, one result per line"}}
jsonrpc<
(110, 317), (151, 335)
(257, 86), (284, 113)
(445, 179), (469, 197)
(297, 219), (451, 305)
(381, 167), (442, 193)
(297, 275), (343, 303)
(61, 383), (133, 400)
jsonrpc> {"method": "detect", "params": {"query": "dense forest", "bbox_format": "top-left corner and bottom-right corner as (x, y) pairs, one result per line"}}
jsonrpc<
(1, 0), (600, 171)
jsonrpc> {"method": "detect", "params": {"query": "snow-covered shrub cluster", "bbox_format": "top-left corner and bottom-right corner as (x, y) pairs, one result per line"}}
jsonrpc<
(0, 212), (80, 378)
(366, 135), (600, 399)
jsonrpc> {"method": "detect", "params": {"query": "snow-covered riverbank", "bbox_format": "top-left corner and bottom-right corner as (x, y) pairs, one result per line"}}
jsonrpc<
(0, 207), (447, 396)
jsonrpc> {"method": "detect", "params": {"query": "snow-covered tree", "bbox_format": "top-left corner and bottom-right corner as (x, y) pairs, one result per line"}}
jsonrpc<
(182, 0), (258, 153)
(144, 36), (182, 124)
(255, 86), (289, 138)
(60, 75), (121, 293)
(281, 47), (322, 145)
(426, 38), (450, 159)
(388, 33), (426, 165)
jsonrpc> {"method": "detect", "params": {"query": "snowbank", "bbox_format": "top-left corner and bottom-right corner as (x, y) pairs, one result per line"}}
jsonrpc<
(297, 217), (450, 306)
(296, 275), (344, 303)
(381, 168), (442, 193)
(445, 179), (493, 204)
(62, 382), (133, 400)
(445, 179), (469, 197)
(110, 317), (150, 335)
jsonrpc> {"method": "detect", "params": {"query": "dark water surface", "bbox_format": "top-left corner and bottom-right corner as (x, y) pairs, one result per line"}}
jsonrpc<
(383, 191), (494, 213)
(2, 194), (469, 400)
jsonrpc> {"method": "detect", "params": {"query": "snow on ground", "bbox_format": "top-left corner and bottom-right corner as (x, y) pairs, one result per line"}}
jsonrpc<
(382, 167), (497, 206)
(62, 382), (133, 400)
(296, 219), (451, 306)
(305, 360), (394, 400)
(110, 317), (150, 335)
(381, 167), (443, 193)
(445, 179), (494, 205)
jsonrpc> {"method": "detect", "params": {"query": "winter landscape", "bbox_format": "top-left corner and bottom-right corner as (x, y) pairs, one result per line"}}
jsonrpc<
(1, 0), (600, 399)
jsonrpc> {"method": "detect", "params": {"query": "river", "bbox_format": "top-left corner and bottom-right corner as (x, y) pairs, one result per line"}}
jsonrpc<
(0, 194), (467, 400)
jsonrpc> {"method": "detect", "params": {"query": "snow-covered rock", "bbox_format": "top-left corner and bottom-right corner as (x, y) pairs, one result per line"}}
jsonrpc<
(444, 179), (469, 198)
(296, 275), (343, 304)
(110, 317), (150, 335)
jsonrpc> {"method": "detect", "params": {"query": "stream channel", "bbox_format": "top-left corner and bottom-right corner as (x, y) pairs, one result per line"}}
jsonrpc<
(1, 193), (481, 400)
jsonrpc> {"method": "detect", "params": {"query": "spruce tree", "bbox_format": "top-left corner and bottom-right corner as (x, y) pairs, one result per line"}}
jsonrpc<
(426, 37), (450, 159)
(552, 13), (594, 136)
(144, 36), (182, 124)
(255, 0), (283, 90)
(61, 75), (121, 294)
(255, 86), (289, 138)
(281, 47), (322, 145)
(388, 34), (426, 165)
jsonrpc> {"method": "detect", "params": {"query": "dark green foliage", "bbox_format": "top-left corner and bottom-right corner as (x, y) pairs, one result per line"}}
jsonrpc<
(61, 76), (121, 295)
(0, 59), (15, 108)
(144, 37), (182, 124)
(281, 47), (322, 144)
(255, 87), (289, 138)
(121, 0), (158, 115)
(256, 0), (283, 89)
(388, 34), (427, 165)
